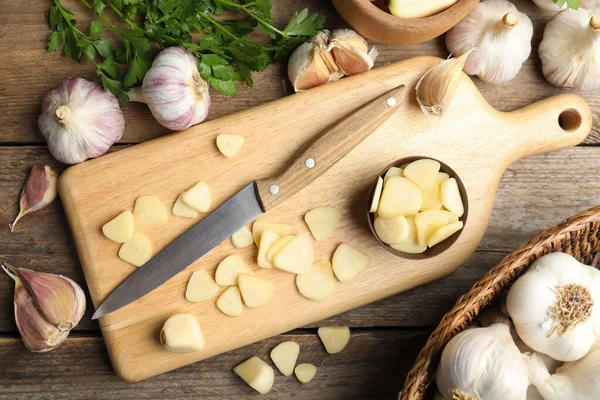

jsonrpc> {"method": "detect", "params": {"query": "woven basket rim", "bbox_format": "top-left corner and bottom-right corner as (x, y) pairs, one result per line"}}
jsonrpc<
(399, 205), (600, 400)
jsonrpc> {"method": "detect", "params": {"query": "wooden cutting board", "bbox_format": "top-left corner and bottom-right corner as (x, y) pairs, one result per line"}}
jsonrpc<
(58, 56), (592, 382)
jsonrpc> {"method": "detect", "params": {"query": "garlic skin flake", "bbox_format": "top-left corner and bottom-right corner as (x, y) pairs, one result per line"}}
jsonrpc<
(130, 47), (211, 131)
(436, 323), (529, 400)
(38, 78), (125, 164)
(539, 8), (600, 91)
(2, 263), (86, 352)
(507, 252), (600, 362)
(446, 0), (533, 84)
(528, 340), (600, 400)
(11, 165), (58, 232)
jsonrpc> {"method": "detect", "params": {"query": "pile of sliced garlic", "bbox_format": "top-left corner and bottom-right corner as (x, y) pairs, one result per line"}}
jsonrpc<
(435, 252), (600, 400)
(370, 159), (464, 254)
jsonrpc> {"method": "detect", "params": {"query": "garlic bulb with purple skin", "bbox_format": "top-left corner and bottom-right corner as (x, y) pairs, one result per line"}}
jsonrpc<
(38, 78), (125, 164)
(129, 47), (211, 131)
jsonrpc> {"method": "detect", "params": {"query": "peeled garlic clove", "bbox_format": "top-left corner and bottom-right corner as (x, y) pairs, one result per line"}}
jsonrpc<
(288, 30), (344, 92)
(11, 165), (58, 232)
(416, 50), (474, 117)
(160, 313), (205, 353)
(446, 0), (533, 84)
(540, 9), (600, 91)
(329, 29), (377, 75)
(38, 78), (125, 164)
(5, 264), (86, 331)
(129, 47), (211, 131)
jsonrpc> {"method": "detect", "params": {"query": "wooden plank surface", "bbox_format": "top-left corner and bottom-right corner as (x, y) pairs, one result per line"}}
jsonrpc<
(0, 331), (430, 399)
(1, 0), (600, 397)
(0, 0), (599, 144)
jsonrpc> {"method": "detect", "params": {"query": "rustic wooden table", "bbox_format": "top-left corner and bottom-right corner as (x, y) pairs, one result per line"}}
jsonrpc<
(1, 0), (599, 398)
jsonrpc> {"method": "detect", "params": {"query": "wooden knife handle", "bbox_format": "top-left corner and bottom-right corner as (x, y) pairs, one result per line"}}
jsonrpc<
(256, 85), (406, 211)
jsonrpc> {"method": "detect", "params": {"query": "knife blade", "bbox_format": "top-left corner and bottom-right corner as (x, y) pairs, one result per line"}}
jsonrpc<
(92, 85), (406, 320)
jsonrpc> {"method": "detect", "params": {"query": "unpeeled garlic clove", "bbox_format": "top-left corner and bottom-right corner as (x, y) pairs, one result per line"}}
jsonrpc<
(10, 165), (58, 232)
(288, 30), (344, 92)
(2, 264), (71, 352)
(10, 265), (86, 331)
(329, 29), (378, 75)
(415, 49), (475, 117)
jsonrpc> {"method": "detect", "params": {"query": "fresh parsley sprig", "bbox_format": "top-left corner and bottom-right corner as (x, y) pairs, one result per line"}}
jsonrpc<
(46, 0), (324, 101)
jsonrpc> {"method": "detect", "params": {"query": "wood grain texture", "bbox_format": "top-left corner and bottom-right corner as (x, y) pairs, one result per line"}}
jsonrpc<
(2, 0), (600, 144)
(0, 330), (430, 400)
(331, 0), (479, 45)
(256, 86), (407, 210)
(56, 56), (590, 381)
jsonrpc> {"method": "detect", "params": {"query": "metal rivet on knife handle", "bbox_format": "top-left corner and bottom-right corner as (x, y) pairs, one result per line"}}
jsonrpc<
(255, 85), (406, 212)
(269, 185), (279, 195)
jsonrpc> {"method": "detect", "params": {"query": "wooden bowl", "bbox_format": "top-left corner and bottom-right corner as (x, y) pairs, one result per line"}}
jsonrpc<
(331, 0), (480, 46)
(365, 156), (468, 260)
(399, 206), (600, 399)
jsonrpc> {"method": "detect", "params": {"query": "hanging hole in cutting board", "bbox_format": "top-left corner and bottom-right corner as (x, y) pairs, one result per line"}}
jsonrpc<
(365, 156), (469, 260)
(559, 108), (582, 132)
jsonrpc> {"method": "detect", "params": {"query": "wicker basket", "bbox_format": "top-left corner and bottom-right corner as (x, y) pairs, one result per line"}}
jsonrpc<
(399, 206), (600, 400)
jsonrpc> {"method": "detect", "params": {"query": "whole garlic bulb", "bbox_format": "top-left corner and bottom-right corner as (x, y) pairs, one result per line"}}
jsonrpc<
(533, 0), (567, 12)
(539, 8), (600, 91)
(436, 323), (529, 400)
(38, 78), (125, 164)
(446, 0), (533, 84)
(507, 252), (600, 362)
(129, 47), (211, 131)
(528, 340), (600, 400)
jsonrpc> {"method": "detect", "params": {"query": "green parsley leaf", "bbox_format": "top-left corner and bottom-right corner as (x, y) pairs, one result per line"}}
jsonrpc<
(47, 30), (66, 52)
(93, 38), (112, 58)
(124, 51), (151, 87)
(281, 8), (324, 37)
(90, 19), (103, 37)
(93, 0), (106, 15)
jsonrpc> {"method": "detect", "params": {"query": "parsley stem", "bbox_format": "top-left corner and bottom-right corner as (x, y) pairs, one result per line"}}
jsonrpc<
(103, 0), (138, 30)
(78, 0), (120, 31)
(216, 0), (286, 36)
(200, 14), (239, 41)
(53, 0), (86, 37)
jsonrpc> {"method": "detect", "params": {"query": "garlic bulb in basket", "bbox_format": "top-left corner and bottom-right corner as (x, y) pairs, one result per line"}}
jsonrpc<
(129, 47), (211, 131)
(507, 252), (600, 362)
(539, 8), (600, 91)
(38, 78), (125, 164)
(528, 340), (600, 400)
(435, 323), (529, 400)
(445, 0), (533, 84)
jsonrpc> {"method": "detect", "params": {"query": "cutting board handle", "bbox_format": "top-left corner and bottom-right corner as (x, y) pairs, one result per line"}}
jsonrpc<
(502, 93), (592, 163)
(256, 85), (407, 211)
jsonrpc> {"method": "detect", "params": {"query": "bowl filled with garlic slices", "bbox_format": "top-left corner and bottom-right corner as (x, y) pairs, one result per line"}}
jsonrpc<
(366, 156), (468, 259)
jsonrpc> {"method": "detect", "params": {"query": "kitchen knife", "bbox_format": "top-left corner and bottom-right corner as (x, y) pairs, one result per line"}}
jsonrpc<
(92, 85), (406, 320)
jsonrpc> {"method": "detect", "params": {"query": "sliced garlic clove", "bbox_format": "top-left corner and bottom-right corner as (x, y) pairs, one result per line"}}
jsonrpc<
(216, 134), (244, 158)
(296, 260), (336, 301)
(272, 234), (314, 274)
(11, 165), (58, 232)
(133, 195), (167, 229)
(251, 220), (293, 246)
(185, 270), (219, 303)
(172, 194), (199, 218)
(318, 326), (351, 354)
(230, 226), (253, 249)
(215, 255), (253, 286)
(233, 356), (274, 395)
(181, 182), (212, 213)
(270, 341), (300, 376)
(216, 286), (243, 317)
(295, 363), (317, 384)
(102, 211), (135, 243)
(329, 29), (377, 75)
(238, 274), (275, 308)
(119, 232), (152, 267)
